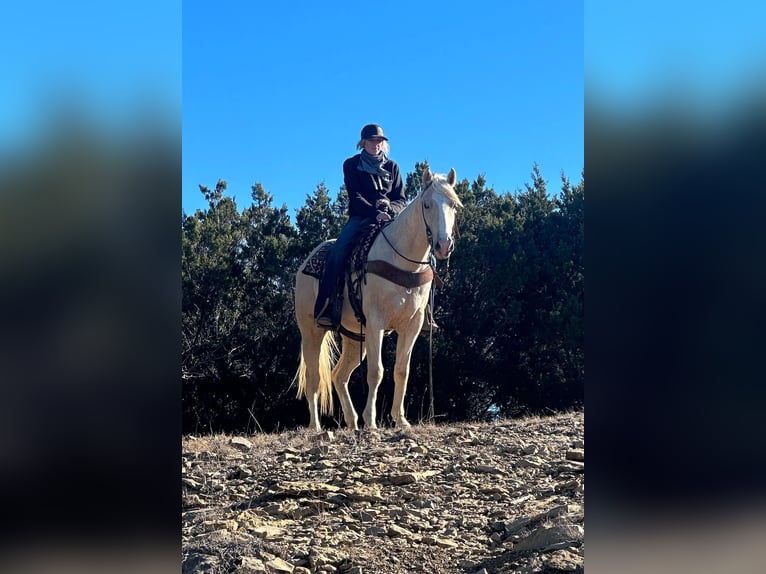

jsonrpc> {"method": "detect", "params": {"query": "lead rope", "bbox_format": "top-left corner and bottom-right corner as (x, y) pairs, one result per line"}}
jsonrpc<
(427, 262), (435, 422)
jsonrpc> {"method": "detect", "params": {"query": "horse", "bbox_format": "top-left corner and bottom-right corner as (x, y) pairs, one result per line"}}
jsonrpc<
(294, 167), (462, 431)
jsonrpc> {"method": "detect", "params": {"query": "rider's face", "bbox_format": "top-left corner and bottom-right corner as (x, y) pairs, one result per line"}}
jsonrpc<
(364, 138), (385, 155)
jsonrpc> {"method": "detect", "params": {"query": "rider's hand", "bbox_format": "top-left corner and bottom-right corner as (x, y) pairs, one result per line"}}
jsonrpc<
(376, 211), (392, 222)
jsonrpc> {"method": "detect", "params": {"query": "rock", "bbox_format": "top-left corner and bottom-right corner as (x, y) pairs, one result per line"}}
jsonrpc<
(240, 556), (269, 573)
(230, 437), (253, 451)
(566, 449), (584, 462)
(183, 411), (584, 574)
(517, 456), (545, 468)
(522, 444), (539, 455)
(343, 485), (383, 502)
(252, 525), (285, 539)
(423, 536), (458, 548)
(389, 472), (419, 485)
(310, 445), (331, 456)
(265, 557), (295, 572)
(504, 517), (532, 534)
(543, 549), (582, 571)
(183, 553), (220, 573)
(387, 524), (413, 538)
(511, 525), (582, 554)
(277, 481), (341, 496)
(201, 519), (238, 532)
(474, 464), (504, 475)
(558, 460), (584, 473)
(182, 477), (203, 489)
(389, 470), (438, 485)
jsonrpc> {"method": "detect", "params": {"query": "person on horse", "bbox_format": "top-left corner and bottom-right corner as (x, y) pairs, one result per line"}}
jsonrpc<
(314, 123), (439, 334)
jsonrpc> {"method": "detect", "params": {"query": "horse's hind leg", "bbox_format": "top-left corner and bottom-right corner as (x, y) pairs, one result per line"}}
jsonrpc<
(300, 334), (324, 431)
(333, 336), (365, 430)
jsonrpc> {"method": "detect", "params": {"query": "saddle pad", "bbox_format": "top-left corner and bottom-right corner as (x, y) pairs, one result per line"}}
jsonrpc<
(300, 240), (335, 279)
(300, 223), (383, 280)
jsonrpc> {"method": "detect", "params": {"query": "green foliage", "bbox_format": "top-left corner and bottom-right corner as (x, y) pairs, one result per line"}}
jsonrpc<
(182, 164), (584, 432)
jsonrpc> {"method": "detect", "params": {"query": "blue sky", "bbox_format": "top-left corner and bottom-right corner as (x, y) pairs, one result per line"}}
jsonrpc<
(586, 3), (766, 112)
(5, 1), (763, 219)
(182, 0), (584, 218)
(1, 1), (181, 155)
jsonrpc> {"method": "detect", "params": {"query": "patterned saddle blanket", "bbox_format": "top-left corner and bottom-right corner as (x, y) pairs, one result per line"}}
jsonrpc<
(300, 222), (384, 326)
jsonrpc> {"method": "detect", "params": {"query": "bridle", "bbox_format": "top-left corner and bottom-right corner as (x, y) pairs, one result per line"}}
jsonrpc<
(380, 181), (458, 267)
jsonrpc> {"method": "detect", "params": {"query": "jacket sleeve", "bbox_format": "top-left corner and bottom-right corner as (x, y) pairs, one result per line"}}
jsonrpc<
(387, 162), (407, 217)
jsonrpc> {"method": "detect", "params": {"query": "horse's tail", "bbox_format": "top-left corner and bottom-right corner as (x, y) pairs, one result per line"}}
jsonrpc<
(295, 331), (338, 416)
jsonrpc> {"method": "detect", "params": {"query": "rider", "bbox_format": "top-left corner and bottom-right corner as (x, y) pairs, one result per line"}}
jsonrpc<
(314, 123), (406, 329)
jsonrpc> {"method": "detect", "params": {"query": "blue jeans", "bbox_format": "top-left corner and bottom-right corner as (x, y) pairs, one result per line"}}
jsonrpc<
(314, 216), (374, 317)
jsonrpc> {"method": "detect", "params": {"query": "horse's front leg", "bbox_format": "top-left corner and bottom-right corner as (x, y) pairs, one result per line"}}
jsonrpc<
(333, 336), (365, 430)
(362, 326), (385, 429)
(391, 321), (421, 428)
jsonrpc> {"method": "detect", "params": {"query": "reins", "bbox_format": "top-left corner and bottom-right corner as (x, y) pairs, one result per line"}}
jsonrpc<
(379, 182), (438, 267)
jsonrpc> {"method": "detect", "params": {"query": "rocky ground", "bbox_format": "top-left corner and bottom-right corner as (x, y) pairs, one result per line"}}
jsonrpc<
(182, 411), (584, 574)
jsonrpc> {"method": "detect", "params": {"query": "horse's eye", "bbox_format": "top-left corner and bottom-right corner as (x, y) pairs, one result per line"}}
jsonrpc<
(424, 202), (431, 209)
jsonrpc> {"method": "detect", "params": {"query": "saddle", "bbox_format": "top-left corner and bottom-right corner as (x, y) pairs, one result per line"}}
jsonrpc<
(301, 222), (438, 328)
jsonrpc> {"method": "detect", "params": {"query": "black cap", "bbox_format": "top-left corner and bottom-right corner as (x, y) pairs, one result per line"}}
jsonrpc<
(360, 124), (388, 141)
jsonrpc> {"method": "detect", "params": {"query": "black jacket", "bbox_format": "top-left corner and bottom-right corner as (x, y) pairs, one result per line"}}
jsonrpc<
(343, 154), (407, 219)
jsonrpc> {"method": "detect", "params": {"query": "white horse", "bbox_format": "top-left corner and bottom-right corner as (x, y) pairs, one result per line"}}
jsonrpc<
(294, 167), (462, 430)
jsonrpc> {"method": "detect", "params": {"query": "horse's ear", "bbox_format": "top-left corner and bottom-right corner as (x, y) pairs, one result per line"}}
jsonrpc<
(447, 168), (457, 186)
(422, 167), (433, 189)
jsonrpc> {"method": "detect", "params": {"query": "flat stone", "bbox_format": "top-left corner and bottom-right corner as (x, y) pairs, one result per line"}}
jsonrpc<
(265, 557), (295, 572)
(343, 485), (383, 503)
(389, 472), (419, 485)
(387, 524), (413, 538)
(230, 437), (253, 451)
(558, 461), (584, 473)
(240, 556), (268, 573)
(422, 535), (458, 548)
(474, 464), (504, 475)
(252, 526), (285, 540)
(277, 481), (341, 496)
(511, 525), (582, 554)
(566, 449), (584, 462)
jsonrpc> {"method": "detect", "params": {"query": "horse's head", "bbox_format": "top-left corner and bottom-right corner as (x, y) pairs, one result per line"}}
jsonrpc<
(421, 167), (462, 259)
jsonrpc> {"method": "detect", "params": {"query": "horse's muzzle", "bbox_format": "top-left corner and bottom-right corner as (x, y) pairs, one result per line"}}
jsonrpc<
(434, 236), (454, 259)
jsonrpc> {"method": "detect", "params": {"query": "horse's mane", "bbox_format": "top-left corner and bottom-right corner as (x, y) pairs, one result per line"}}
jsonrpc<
(420, 172), (463, 207)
